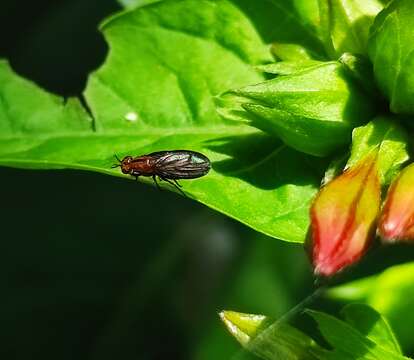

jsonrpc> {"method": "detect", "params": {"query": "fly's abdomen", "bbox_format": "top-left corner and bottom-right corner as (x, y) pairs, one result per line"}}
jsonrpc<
(154, 150), (211, 179)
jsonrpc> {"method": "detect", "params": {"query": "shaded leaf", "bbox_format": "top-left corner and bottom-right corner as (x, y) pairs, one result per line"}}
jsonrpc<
(220, 310), (325, 360)
(341, 304), (402, 355)
(369, 0), (414, 114)
(118, 0), (160, 8)
(327, 262), (414, 350)
(308, 309), (410, 360)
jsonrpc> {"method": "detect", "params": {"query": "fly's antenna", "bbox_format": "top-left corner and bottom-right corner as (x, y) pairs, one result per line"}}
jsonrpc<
(111, 154), (122, 168)
(114, 154), (122, 163)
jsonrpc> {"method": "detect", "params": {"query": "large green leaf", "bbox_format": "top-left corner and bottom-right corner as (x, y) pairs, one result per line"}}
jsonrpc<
(368, 0), (414, 114)
(0, 0), (324, 243)
(118, 0), (325, 56)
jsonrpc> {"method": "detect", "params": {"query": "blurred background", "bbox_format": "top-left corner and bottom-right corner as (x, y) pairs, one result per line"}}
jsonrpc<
(2, 1), (414, 359)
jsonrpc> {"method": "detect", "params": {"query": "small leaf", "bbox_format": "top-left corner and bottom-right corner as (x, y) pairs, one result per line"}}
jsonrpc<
(220, 310), (324, 360)
(308, 309), (410, 360)
(318, 0), (383, 58)
(270, 43), (315, 61)
(347, 116), (410, 185)
(369, 0), (414, 114)
(327, 262), (414, 350)
(117, 0), (160, 8)
(341, 304), (402, 355)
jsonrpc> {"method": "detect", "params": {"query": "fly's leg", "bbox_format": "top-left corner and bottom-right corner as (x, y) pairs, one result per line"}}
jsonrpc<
(173, 179), (182, 188)
(131, 171), (140, 182)
(153, 175), (162, 191)
(162, 177), (186, 197)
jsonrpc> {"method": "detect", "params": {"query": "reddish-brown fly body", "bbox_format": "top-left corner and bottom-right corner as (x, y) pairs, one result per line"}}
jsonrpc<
(112, 150), (211, 195)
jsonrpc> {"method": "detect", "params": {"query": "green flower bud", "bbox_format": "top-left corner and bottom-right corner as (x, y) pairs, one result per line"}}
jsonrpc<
(219, 61), (376, 156)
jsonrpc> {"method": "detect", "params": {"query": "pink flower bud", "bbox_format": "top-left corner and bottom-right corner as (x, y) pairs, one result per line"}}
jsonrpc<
(379, 163), (414, 242)
(310, 152), (381, 277)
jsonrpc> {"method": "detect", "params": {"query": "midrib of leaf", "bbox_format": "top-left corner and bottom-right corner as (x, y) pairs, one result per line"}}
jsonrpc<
(0, 126), (256, 141)
(391, 12), (402, 106)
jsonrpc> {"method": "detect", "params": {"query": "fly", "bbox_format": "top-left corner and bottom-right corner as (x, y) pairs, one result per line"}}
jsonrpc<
(112, 150), (211, 195)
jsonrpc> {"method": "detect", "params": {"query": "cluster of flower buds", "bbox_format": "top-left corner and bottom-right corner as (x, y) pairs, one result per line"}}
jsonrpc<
(309, 153), (414, 277)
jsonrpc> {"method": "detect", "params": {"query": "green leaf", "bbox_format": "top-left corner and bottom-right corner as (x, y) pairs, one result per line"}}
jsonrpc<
(221, 305), (408, 360)
(218, 61), (377, 156)
(0, 61), (93, 157)
(341, 304), (402, 355)
(256, 60), (323, 75)
(118, 0), (325, 56)
(327, 262), (414, 350)
(270, 43), (316, 62)
(318, 0), (383, 58)
(118, 0), (160, 8)
(338, 53), (379, 96)
(220, 310), (325, 360)
(0, 0), (324, 243)
(293, 0), (321, 32)
(228, 0), (325, 56)
(369, 0), (414, 114)
(347, 116), (410, 185)
(326, 275), (377, 302)
(308, 309), (410, 360)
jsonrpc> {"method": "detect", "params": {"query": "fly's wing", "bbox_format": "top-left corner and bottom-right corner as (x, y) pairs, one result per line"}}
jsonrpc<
(154, 151), (211, 179)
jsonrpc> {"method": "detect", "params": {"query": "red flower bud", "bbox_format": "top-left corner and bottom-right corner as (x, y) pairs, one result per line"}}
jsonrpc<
(310, 152), (381, 277)
(379, 163), (414, 242)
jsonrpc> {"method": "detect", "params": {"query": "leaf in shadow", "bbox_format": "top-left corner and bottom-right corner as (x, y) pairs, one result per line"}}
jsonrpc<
(205, 132), (326, 190)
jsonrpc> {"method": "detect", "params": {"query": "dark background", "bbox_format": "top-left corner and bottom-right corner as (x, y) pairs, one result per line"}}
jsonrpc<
(2, 1), (414, 359)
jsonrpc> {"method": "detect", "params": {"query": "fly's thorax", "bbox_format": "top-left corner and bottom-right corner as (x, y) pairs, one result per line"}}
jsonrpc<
(129, 156), (155, 175)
